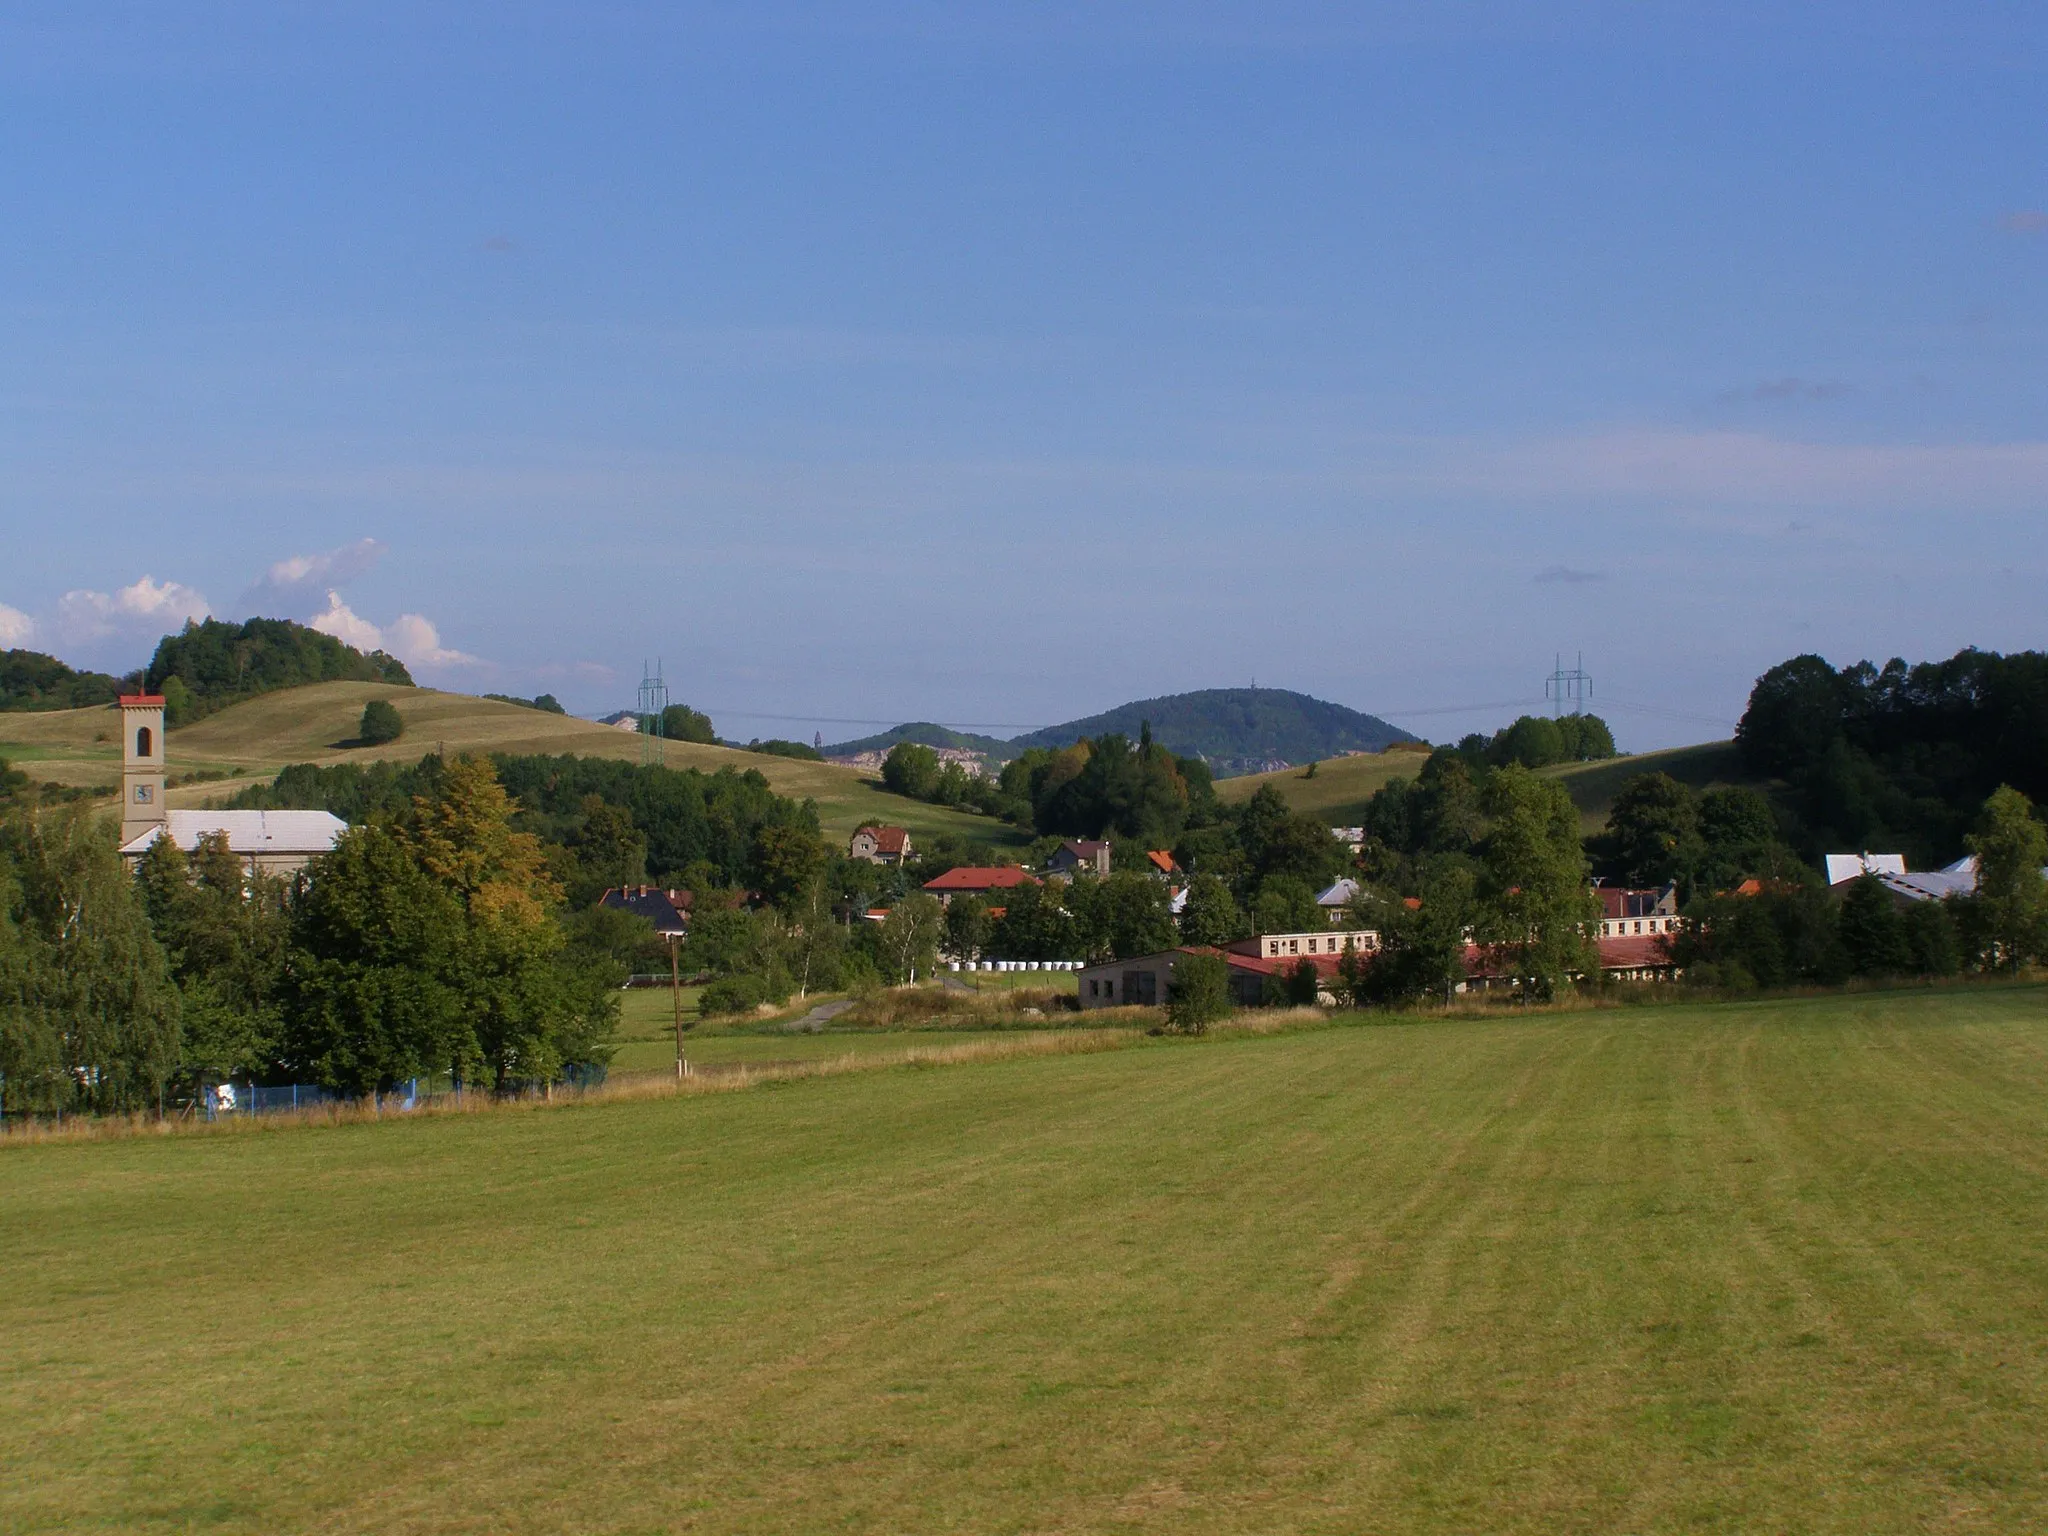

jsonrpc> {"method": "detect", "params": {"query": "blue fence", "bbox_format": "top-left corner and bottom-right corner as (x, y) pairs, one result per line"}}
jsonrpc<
(200, 1069), (603, 1119)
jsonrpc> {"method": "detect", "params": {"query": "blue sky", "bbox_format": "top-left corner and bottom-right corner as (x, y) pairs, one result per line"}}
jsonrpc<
(2, 2), (2043, 750)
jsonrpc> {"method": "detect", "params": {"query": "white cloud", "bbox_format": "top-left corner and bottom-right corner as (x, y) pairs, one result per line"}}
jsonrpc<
(56, 575), (211, 646)
(305, 590), (388, 651)
(0, 603), (36, 647)
(308, 590), (482, 672)
(242, 537), (386, 614)
(384, 613), (482, 669)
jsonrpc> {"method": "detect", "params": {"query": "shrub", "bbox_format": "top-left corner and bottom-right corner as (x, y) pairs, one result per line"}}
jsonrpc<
(1164, 953), (1231, 1034)
(699, 975), (769, 1016)
(358, 699), (404, 746)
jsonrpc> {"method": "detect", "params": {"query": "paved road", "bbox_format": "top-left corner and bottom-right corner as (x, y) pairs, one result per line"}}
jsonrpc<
(784, 998), (856, 1033)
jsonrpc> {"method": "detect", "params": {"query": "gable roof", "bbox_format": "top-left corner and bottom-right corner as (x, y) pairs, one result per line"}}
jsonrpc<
(599, 886), (693, 932)
(1825, 852), (1908, 886)
(1052, 840), (1111, 862)
(923, 866), (1040, 893)
(855, 825), (910, 854)
(1145, 849), (1178, 875)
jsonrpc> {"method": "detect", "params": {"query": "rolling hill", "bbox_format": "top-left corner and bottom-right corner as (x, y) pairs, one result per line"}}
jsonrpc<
(0, 682), (1026, 846)
(819, 721), (1017, 761)
(1218, 739), (1756, 832)
(1009, 687), (1420, 776)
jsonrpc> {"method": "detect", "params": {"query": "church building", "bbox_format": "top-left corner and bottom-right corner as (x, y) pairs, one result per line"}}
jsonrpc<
(115, 693), (348, 876)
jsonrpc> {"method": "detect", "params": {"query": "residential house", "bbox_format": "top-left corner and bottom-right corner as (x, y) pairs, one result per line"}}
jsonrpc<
(1331, 826), (1366, 854)
(1460, 933), (1680, 989)
(1315, 877), (1363, 923)
(1078, 946), (1352, 1011)
(1594, 884), (1680, 939)
(1145, 849), (1179, 877)
(1047, 840), (1112, 878)
(848, 825), (912, 865)
(599, 885), (693, 940)
(922, 866), (1041, 906)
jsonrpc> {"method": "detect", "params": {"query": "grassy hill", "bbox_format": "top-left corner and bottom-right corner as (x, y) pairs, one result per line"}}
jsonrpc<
(6, 985), (2047, 1531)
(819, 720), (1018, 761)
(1219, 740), (1755, 831)
(1012, 687), (1420, 775)
(0, 682), (1025, 846)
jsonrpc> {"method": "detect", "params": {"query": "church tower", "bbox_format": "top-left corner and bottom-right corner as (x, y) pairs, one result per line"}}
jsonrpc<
(119, 693), (168, 848)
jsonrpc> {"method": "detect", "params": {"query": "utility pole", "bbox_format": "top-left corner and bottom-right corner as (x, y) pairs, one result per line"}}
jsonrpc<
(670, 935), (687, 1079)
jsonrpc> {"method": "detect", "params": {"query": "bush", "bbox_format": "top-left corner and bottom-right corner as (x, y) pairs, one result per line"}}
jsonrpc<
(1164, 953), (1231, 1034)
(699, 975), (769, 1016)
(358, 699), (404, 745)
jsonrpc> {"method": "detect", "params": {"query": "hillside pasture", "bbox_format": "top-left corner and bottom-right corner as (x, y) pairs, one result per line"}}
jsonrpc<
(1219, 739), (1760, 832)
(1214, 746), (1431, 820)
(0, 682), (1024, 843)
(5, 985), (2047, 1533)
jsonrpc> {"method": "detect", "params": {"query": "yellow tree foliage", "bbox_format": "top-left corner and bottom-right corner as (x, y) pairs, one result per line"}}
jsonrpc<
(411, 756), (562, 944)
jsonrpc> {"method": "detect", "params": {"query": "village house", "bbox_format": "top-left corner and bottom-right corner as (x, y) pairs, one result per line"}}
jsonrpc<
(1046, 839), (1112, 878)
(922, 866), (1041, 906)
(114, 694), (345, 876)
(1594, 884), (1680, 939)
(848, 825), (912, 865)
(1077, 946), (1350, 1010)
(1315, 877), (1363, 923)
(598, 885), (693, 941)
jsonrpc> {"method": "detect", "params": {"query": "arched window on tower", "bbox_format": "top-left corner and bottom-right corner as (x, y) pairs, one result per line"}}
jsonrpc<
(136, 726), (153, 759)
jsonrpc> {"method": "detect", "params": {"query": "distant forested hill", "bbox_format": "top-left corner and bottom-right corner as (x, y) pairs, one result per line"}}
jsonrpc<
(146, 618), (413, 723)
(820, 721), (1017, 760)
(1010, 688), (1420, 777)
(0, 650), (128, 712)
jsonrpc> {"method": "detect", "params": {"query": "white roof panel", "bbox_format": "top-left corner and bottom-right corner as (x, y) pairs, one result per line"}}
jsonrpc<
(1824, 852), (1908, 886)
(121, 810), (348, 857)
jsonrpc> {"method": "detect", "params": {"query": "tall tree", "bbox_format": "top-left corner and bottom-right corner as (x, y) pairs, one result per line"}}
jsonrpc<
(1606, 773), (1700, 888)
(879, 893), (944, 983)
(943, 894), (993, 963)
(1965, 785), (2048, 971)
(0, 806), (181, 1114)
(1177, 873), (1248, 947)
(285, 825), (468, 1095)
(1837, 874), (1911, 977)
(1473, 767), (1599, 999)
(135, 831), (290, 1083)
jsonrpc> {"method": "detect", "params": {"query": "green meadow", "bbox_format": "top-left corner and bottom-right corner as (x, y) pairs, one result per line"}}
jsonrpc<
(6, 985), (2048, 1533)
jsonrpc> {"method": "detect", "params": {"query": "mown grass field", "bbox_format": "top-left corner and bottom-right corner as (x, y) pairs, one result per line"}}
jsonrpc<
(6, 985), (2047, 1533)
(0, 682), (1024, 845)
(1220, 739), (1756, 830)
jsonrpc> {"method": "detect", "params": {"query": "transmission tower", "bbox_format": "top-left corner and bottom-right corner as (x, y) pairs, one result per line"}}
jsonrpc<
(1545, 652), (1593, 717)
(637, 660), (670, 768)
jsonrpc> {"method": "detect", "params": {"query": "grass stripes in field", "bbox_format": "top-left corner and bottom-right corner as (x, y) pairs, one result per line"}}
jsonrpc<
(3, 987), (2045, 1532)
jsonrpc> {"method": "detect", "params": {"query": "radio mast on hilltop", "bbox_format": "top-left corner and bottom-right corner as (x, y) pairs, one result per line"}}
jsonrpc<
(638, 661), (670, 768)
(1545, 652), (1592, 717)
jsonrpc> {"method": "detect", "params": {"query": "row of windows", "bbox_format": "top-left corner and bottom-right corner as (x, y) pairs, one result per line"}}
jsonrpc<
(1263, 932), (1377, 958)
(1600, 918), (1674, 936)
